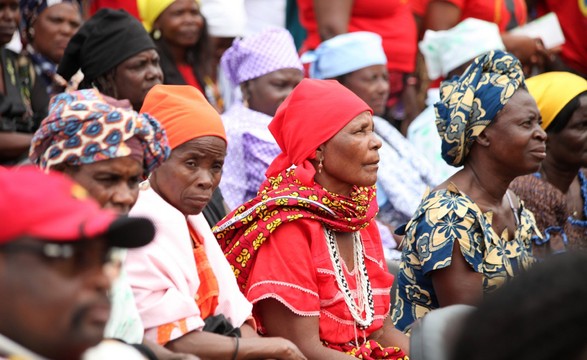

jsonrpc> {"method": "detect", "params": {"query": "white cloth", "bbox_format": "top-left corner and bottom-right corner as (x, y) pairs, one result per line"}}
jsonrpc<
(103, 262), (144, 344)
(419, 18), (505, 80)
(244, 0), (286, 35)
(125, 186), (252, 343)
(407, 89), (461, 182)
(201, 0), (246, 37)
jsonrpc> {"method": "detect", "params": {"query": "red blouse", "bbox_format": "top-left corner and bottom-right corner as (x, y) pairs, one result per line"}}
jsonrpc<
(245, 218), (394, 344)
(443, 0), (527, 31)
(297, 0), (417, 73)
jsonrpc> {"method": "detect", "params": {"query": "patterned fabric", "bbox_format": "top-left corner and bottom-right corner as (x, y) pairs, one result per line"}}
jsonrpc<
(214, 167), (378, 290)
(510, 170), (587, 258)
(25, 44), (56, 95)
(325, 339), (407, 360)
(434, 50), (525, 166)
(29, 89), (170, 176)
(419, 18), (504, 80)
(221, 27), (303, 87)
(392, 183), (539, 332)
(374, 116), (440, 228)
(220, 103), (280, 210)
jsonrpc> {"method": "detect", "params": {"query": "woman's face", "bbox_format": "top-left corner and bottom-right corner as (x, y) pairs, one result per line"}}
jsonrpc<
(0, 0), (19, 46)
(32, 3), (81, 64)
(113, 49), (163, 111)
(242, 68), (304, 117)
(61, 156), (143, 215)
(481, 89), (547, 175)
(315, 111), (382, 196)
(155, 0), (204, 49)
(150, 136), (226, 216)
(545, 94), (587, 168)
(340, 65), (389, 117)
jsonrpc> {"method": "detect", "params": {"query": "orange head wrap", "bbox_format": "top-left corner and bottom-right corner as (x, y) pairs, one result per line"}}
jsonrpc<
(140, 84), (227, 150)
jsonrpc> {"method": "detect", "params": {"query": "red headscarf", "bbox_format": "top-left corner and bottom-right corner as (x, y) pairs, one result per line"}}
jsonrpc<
(266, 78), (372, 184)
(214, 79), (378, 290)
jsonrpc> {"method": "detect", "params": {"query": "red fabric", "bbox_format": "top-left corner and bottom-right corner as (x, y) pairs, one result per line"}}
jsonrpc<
(244, 218), (401, 354)
(265, 79), (371, 184)
(89, 0), (140, 19)
(177, 63), (204, 92)
(297, 0), (417, 73)
(536, 0), (587, 76)
(327, 339), (408, 359)
(215, 167), (378, 291)
(409, 0), (429, 17)
(443, 0), (527, 32)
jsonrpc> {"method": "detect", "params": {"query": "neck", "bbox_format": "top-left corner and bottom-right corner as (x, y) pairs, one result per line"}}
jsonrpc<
(462, 162), (511, 208)
(167, 42), (187, 64)
(539, 156), (580, 194)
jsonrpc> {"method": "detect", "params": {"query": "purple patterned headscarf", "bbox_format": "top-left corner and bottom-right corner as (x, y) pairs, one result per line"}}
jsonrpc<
(221, 27), (303, 86)
(29, 89), (170, 176)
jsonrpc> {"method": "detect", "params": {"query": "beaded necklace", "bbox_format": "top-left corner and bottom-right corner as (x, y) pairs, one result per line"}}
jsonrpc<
(324, 227), (374, 329)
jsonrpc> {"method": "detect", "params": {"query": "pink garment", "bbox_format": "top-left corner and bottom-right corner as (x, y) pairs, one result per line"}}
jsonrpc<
(125, 186), (252, 343)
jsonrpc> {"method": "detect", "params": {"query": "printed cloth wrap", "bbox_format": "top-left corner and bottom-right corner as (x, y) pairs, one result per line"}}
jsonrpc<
(29, 89), (170, 175)
(213, 167), (378, 291)
(325, 339), (407, 360)
(434, 50), (525, 167)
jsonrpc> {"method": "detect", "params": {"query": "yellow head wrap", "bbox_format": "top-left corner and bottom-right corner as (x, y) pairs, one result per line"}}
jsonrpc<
(526, 72), (587, 130)
(137, 0), (199, 33)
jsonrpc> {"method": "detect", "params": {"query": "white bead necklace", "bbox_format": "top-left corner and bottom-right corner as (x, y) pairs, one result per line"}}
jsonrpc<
(324, 227), (374, 329)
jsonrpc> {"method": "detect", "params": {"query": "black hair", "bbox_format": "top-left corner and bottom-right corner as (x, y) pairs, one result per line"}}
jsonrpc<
(77, 67), (118, 99)
(547, 91), (587, 134)
(450, 252), (587, 360)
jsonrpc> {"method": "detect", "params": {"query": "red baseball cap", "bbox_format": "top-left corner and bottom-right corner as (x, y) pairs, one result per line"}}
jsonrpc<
(0, 166), (154, 247)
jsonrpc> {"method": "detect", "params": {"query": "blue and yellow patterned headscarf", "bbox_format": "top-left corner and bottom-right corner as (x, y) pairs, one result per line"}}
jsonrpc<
(29, 89), (170, 176)
(434, 50), (525, 167)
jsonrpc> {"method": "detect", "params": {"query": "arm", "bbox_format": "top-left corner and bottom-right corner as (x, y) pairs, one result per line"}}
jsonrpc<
(430, 241), (483, 307)
(166, 329), (306, 360)
(257, 298), (355, 359)
(424, 0), (461, 31)
(313, 0), (353, 40)
(0, 132), (33, 162)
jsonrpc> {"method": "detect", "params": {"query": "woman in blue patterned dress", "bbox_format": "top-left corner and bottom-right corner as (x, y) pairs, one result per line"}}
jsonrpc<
(392, 50), (546, 332)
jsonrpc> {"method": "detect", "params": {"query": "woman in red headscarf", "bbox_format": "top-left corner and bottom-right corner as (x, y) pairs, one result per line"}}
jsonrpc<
(214, 79), (409, 359)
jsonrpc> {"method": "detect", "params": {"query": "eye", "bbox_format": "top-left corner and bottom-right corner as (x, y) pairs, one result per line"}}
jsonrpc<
(128, 176), (141, 188)
(185, 159), (197, 168)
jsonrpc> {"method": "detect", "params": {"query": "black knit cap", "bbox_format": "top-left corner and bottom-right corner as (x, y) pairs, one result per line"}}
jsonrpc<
(57, 8), (156, 82)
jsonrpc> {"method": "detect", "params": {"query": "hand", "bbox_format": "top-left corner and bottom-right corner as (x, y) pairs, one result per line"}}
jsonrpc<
(262, 337), (308, 360)
(158, 353), (200, 360)
(501, 34), (551, 75)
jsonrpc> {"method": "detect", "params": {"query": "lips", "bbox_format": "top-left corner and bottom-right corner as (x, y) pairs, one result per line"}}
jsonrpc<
(529, 145), (547, 159)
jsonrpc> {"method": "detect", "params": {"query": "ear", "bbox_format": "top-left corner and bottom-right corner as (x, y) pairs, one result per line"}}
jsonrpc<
(476, 130), (491, 147)
(314, 145), (325, 161)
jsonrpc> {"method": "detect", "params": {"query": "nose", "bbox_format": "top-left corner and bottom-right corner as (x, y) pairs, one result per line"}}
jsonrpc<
(370, 132), (383, 150)
(110, 183), (137, 213)
(534, 124), (547, 142)
(376, 77), (389, 96)
(194, 169), (214, 190)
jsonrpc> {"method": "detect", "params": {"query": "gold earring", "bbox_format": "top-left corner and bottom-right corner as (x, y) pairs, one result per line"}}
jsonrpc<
(153, 29), (161, 40)
(318, 158), (323, 174)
